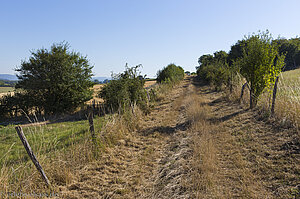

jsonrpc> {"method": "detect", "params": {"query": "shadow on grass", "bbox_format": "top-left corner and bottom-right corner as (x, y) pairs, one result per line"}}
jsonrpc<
(141, 120), (191, 136)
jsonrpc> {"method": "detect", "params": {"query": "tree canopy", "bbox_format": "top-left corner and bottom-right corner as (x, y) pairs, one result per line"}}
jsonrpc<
(15, 42), (94, 114)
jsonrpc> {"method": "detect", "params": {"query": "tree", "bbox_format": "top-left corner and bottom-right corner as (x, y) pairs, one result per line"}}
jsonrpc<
(198, 54), (214, 68)
(274, 38), (300, 71)
(213, 50), (228, 65)
(15, 42), (94, 114)
(228, 40), (247, 66)
(239, 31), (285, 109)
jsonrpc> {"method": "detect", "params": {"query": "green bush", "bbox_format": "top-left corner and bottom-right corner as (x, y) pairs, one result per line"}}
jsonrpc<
(156, 63), (185, 83)
(197, 63), (232, 91)
(99, 64), (148, 113)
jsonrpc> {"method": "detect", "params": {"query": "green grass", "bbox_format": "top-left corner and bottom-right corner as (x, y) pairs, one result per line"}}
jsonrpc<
(0, 116), (105, 167)
(0, 87), (14, 93)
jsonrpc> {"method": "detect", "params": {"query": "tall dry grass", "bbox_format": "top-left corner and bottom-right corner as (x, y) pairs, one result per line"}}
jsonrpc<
(184, 86), (220, 198)
(227, 69), (300, 129)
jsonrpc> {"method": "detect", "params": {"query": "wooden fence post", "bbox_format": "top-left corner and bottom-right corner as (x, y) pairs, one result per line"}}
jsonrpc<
(240, 82), (249, 103)
(15, 126), (50, 186)
(271, 76), (279, 116)
(88, 108), (96, 141)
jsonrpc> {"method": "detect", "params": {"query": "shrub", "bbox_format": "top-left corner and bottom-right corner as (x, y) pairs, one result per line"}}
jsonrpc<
(156, 64), (185, 83)
(197, 63), (232, 91)
(99, 64), (148, 113)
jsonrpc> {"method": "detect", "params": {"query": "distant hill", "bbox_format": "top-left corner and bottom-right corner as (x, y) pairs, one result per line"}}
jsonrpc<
(92, 77), (111, 82)
(0, 74), (18, 81)
(0, 74), (111, 83)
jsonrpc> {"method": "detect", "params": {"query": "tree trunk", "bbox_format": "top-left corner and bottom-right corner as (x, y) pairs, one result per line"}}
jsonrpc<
(250, 86), (256, 109)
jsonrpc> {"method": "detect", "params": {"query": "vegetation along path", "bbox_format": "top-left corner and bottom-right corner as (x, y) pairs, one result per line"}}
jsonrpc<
(58, 77), (299, 198)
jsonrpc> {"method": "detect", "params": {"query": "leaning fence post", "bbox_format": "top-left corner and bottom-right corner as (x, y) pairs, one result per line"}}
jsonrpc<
(15, 126), (50, 186)
(271, 76), (279, 116)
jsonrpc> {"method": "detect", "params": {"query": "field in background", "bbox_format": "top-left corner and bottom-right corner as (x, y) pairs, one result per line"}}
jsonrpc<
(0, 87), (14, 98)
(144, 80), (156, 88)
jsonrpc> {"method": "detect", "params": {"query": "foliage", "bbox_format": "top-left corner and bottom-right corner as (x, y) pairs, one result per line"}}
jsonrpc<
(99, 64), (148, 113)
(198, 54), (214, 68)
(15, 42), (94, 114)
(156, 63), (185, 83)
(197, 51), (237, 91)
(227, 40), (248, 66)
(197, 63), (231, 91)
(273, 38), (300, 71)
(239, 31), (285, 108)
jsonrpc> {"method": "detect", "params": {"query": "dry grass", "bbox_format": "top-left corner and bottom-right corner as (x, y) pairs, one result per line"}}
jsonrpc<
(185, 87), (220, 198)
(270, 69), (300, 128)
(144, 80), (156, 88)
(186, 83), (281, 198)
(228, 69), (300, 129)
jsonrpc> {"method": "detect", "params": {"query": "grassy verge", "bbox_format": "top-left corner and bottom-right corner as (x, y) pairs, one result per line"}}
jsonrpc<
(0, 116), (105, 196)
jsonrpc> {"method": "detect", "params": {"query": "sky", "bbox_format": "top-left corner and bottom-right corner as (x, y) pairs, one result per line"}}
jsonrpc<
(1, 0), (300, 78)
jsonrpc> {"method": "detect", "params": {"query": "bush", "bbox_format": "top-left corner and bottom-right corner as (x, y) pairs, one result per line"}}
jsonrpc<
(197, 64), (232, 91)
(99, 64), (148, 113)
(156, 64), (185, 83)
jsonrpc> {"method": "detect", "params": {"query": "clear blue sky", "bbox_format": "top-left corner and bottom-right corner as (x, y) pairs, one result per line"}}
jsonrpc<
(1, 0), (300, 77)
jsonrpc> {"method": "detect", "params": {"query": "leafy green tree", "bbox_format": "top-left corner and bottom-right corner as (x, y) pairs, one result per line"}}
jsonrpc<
(198, 54), (214, 68)
(274, 38), (300, 71)
(213, 50), (228, 64)
(239, 31), (285, 108)
(227, 40), (248, 66)
(15, 42), (94, 114)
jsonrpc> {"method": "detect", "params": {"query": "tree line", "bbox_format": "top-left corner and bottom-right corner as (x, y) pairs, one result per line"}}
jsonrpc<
(197, 30), (288, 109)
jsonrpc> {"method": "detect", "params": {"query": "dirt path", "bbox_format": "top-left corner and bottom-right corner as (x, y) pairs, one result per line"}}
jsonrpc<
(57, 77), (299, 198)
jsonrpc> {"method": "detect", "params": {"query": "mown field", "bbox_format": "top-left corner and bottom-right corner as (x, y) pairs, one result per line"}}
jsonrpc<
(0, 87), (14, 98)
(0, 87), (14, 93)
